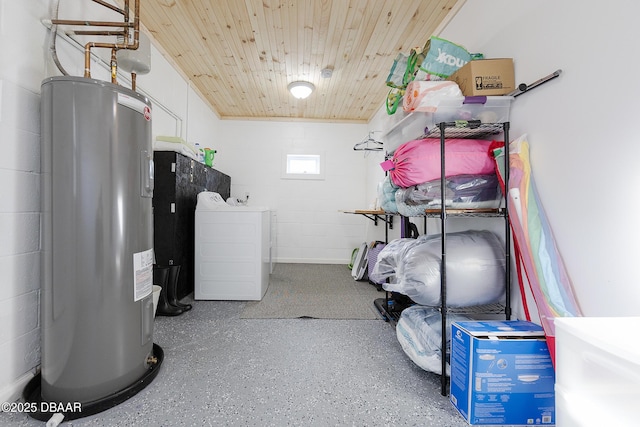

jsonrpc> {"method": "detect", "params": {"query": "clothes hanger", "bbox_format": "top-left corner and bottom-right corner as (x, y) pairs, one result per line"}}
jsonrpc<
(353, 131), (383, 152)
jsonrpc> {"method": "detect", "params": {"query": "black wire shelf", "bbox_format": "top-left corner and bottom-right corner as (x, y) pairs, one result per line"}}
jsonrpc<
(424, 121), (505, 139)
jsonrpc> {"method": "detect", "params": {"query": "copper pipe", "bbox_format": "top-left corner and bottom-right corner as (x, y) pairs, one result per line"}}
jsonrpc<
(92, 0), (126, 15)
(63, 0), (140, 83)
(110, 49), (118, 83)
(131, 72), (137, 91)
(123, 0), (131, 48)
(84, 44), (91, 78)
(86, 41), (133, 50)
(51, 19), (134, 28)
(73, 30), (126, 36)
(83, 41), (118, 78)
(131, 0), (139, 50)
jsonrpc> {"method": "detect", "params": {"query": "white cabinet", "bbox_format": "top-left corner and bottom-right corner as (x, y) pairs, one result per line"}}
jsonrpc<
(555, 317), (640, 427)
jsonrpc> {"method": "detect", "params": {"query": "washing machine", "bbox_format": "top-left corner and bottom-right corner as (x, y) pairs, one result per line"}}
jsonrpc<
(194, 193), (271, 300)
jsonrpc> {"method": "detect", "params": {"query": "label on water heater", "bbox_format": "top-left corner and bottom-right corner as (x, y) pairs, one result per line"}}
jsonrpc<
(117, 92), (151, 120)
(133, 248), (154, 301)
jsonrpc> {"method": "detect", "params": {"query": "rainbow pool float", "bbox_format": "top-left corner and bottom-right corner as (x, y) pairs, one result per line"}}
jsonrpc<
(493, 134), (582, 365)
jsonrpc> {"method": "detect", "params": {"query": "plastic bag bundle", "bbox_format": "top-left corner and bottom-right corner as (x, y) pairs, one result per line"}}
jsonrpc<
(386, 53), (410, 89)
(370, 237), (419, 284)
(371, 230), (506, 307)
(383, 138), (496, 188)
(377, 175), (399, 213)
(384, 37), (479, 115)
(402, 80), (462, 113)
(385, 51), (414, 115)
(395, 174), (501, 216)
(396, 305), (471, 375)
(367, 241), (387, 286)
(413, 36), (473, 80)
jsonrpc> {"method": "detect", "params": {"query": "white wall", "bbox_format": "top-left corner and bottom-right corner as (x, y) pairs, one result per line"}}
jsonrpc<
(0, 0), (50, 404)
(215, 120), (369, 263)
(366, 0), (640, 319)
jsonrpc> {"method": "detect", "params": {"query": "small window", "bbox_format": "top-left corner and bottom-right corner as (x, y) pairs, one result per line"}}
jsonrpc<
(286, 154), (320, 175)
(282, 152), (325, 180)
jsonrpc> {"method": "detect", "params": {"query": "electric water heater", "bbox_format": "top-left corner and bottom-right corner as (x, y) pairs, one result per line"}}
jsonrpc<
(39, 76), (159, 408)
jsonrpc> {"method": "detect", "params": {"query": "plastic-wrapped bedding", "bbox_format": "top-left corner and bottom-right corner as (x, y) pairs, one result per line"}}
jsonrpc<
(395, 174), (501, 217)
(370, 237), (419, 284)
(396, 305), (472, 375)
(370, 230), (506, 307)
(377, 175), (399, 213)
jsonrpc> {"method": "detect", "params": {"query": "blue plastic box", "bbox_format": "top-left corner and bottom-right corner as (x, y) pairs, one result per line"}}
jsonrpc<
(450, 321), (556, 426)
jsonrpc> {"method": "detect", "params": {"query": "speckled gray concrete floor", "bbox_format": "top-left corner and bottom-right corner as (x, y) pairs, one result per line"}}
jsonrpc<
(2, 300), (469, 426)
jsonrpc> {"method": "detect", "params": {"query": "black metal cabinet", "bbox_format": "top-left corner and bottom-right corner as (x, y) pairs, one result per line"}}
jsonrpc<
(153, 151), (231, 299)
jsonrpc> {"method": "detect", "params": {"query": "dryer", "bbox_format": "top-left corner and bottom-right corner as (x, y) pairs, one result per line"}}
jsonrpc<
(194, 194), (271, 300)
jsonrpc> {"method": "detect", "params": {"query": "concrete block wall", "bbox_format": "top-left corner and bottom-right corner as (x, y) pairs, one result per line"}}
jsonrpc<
(0, 1), (48, 402)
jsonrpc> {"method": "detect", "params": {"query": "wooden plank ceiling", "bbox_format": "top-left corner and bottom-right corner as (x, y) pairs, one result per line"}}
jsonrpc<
(139, 0), (461, 122)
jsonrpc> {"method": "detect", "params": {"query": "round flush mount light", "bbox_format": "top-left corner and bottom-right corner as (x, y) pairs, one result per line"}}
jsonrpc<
(287, 81), (315, 99)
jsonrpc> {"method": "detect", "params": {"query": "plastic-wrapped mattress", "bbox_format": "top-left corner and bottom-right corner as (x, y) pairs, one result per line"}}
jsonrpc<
(396, 305), (471, 375)
(370, 230), (506, 307)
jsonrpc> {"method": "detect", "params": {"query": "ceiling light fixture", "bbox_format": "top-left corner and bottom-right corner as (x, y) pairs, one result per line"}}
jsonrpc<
(288, 81), (315, 99)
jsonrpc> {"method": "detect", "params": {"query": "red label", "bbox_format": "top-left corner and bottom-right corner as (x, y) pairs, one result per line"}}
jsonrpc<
(144, 106), (151, 121)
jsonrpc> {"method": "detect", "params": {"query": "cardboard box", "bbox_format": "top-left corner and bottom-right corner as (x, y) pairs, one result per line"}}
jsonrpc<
(450, 321), (555, 426)
(448, 59), (515, 96)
